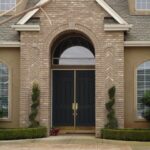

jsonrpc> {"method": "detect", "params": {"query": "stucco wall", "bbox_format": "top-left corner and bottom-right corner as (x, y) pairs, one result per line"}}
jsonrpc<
(0, 48), (20, 128)
(125, 47), (150, 128)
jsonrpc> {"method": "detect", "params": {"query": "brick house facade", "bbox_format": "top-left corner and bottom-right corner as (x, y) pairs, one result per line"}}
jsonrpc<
(0, 0), (150, 137)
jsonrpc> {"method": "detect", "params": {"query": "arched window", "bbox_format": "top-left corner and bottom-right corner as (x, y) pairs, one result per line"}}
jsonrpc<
(0, 63), (9, 119)
(137, 61), (150, 118)
(52, 32), (95, 66)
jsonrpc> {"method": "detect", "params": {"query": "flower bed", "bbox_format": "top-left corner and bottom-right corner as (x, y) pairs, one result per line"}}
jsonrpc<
(0, 127), (47, 140)
(101, 128), (150, 141)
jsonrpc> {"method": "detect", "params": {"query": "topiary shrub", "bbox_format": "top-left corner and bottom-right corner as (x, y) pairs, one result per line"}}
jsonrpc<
(29, 82), (40, 128)
(105, 86), (118, 129)
(141, 91), (150, 121)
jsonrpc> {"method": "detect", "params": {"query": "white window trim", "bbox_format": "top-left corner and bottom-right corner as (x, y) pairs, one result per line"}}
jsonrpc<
(0, 60), (12, 122)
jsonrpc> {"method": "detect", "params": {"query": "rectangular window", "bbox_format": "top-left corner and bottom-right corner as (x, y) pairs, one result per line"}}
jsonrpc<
(0, 0), (16, 11)
(0, 63), (8, 119)
(136, 0), (150, 10)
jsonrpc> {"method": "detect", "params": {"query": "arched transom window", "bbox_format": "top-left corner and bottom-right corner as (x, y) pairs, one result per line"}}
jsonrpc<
(0, 63), (9, 119)
(52, 33), (95, 66)
(59, 46), (95, 65)
(137, 61), (150, 118)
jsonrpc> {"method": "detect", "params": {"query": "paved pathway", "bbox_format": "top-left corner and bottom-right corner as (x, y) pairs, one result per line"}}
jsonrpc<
(0, 135), (149, 150)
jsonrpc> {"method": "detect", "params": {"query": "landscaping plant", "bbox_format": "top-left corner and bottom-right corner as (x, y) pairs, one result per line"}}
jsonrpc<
(0, 108), (3, 118)
(105, 86), (118, 129)
(141, 91), (150, 121)
(29, 82), (40, 128)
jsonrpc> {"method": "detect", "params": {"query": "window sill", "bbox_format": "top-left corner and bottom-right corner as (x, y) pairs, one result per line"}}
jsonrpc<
(0, 118), (11, 122)
(130, 10), (150, 15)
(134, 117), (147, 122)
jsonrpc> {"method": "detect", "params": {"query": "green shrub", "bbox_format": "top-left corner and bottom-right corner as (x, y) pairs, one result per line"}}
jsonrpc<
(0, 127), (47, 140)
(141, 91), (150, 122)
(143, 109), (150, 121)
(29, 82), (40, 128)
(101, 128), (150, 141)
(0, 108), (3, 118)
(105, 86), (118, 129)
(142, 91), (150, 107)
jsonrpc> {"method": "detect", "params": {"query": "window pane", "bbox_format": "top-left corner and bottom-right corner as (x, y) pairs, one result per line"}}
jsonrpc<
(0, 63), (8, 118)
(57, 46), (95, 65)
(0, 0), (16, 11)
(137, 61), (150, 118)
(136, 0), (150, 10)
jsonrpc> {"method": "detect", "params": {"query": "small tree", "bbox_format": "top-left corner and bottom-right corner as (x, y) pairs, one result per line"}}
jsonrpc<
(29, 82), (40, 128)
(141, 91), (150, 121)
(105, 86), (118, 129)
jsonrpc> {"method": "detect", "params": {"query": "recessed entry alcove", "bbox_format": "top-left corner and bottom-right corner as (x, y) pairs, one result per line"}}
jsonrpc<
(51, 31), (95, 132)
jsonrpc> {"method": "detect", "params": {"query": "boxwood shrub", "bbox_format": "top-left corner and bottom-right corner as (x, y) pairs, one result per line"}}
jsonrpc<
(0, 127), (47, 140)
(101, 128), (150, 141)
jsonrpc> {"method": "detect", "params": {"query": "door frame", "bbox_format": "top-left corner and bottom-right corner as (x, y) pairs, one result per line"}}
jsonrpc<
(51, 67), (95, 129)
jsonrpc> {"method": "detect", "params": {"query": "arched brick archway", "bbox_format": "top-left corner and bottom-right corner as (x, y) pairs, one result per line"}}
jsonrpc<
(39, 23), (105, 137)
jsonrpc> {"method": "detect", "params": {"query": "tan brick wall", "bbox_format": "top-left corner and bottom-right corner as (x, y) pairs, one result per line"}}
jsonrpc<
(19, 0), (125, 137)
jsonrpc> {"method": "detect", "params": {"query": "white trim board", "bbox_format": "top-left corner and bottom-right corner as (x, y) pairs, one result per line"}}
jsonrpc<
(0, 41), (20, 47)
(12, 25), (40, 31)
(104, 24), (132, 31)
(96, 0), (128, 25)
(124, 41), (150, 47)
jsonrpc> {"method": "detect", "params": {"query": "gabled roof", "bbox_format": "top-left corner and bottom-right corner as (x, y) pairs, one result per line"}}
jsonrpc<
(17, 0), (128, 25)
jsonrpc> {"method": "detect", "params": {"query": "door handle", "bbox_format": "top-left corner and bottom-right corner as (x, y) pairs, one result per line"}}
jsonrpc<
(72, 102), (78, 111)
(72, 103), (75, 110)
(76, 103), (78, 110)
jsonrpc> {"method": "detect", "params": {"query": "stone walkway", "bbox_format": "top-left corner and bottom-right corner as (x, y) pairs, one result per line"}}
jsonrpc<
(0, 135), (149, 150)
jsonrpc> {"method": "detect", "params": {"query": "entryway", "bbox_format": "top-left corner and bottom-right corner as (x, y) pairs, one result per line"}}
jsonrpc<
(52, 70), (95, 131)
(51, 31), (96, 133)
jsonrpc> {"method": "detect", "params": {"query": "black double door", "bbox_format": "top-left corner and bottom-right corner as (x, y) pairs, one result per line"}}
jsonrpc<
(53, 70), (95, 127)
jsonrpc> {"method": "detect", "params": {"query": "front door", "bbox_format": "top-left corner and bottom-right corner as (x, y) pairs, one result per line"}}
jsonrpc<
(52, 70), (95, 128)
